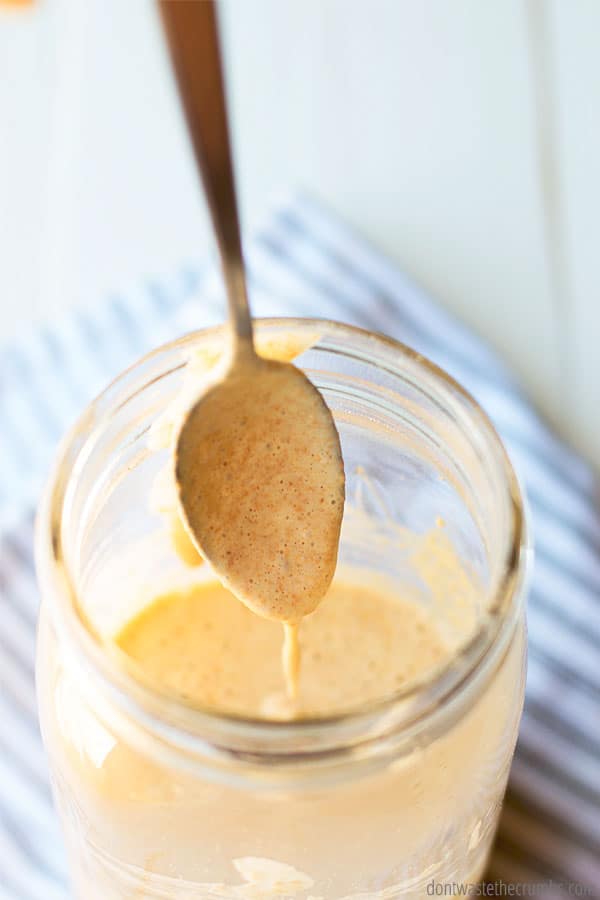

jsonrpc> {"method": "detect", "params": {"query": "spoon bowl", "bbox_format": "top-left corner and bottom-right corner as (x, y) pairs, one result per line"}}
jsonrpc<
(175, 353), (345, 623)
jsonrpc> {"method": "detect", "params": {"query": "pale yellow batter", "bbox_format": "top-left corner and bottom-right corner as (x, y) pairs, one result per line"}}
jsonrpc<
(116, 576), (448, 720)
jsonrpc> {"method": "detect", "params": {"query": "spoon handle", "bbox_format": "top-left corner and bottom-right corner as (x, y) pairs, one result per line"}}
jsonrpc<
(159, 0), (253, 353)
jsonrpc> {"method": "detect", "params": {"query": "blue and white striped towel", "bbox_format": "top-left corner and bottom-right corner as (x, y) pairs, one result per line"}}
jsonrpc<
(1, 193), (599, 900)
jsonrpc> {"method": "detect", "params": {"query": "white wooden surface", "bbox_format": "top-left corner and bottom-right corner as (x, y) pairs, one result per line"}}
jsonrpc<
(0, 0), (598, 465)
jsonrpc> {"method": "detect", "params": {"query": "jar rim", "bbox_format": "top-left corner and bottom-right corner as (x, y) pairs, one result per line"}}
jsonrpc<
(35, 317), (530, 780)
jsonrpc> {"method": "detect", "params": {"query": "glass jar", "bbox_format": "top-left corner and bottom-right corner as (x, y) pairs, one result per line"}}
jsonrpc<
(35, 319), (529, 899)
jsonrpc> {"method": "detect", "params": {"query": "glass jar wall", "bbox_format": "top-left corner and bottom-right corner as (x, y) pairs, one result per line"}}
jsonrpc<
(36, 320), (529, 899)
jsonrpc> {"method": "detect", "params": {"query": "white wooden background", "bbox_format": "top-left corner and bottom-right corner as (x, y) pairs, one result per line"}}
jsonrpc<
(0, 0), (598, 465)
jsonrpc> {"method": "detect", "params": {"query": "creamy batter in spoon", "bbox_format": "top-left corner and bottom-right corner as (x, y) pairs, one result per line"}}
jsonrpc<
(159, 1), (345, 695)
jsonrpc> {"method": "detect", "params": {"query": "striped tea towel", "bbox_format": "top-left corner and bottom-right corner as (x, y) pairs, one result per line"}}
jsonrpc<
(1, 192), (599, 900)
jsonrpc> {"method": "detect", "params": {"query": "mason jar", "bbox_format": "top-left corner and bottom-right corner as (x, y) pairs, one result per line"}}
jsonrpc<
(35, 319), (529, 899)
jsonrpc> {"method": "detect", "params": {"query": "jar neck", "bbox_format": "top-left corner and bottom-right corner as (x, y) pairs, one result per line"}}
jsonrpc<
(36, 318), (529, 788)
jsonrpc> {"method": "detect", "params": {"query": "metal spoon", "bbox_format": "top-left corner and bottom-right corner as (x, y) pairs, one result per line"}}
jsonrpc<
(159, 0), (345, 626)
